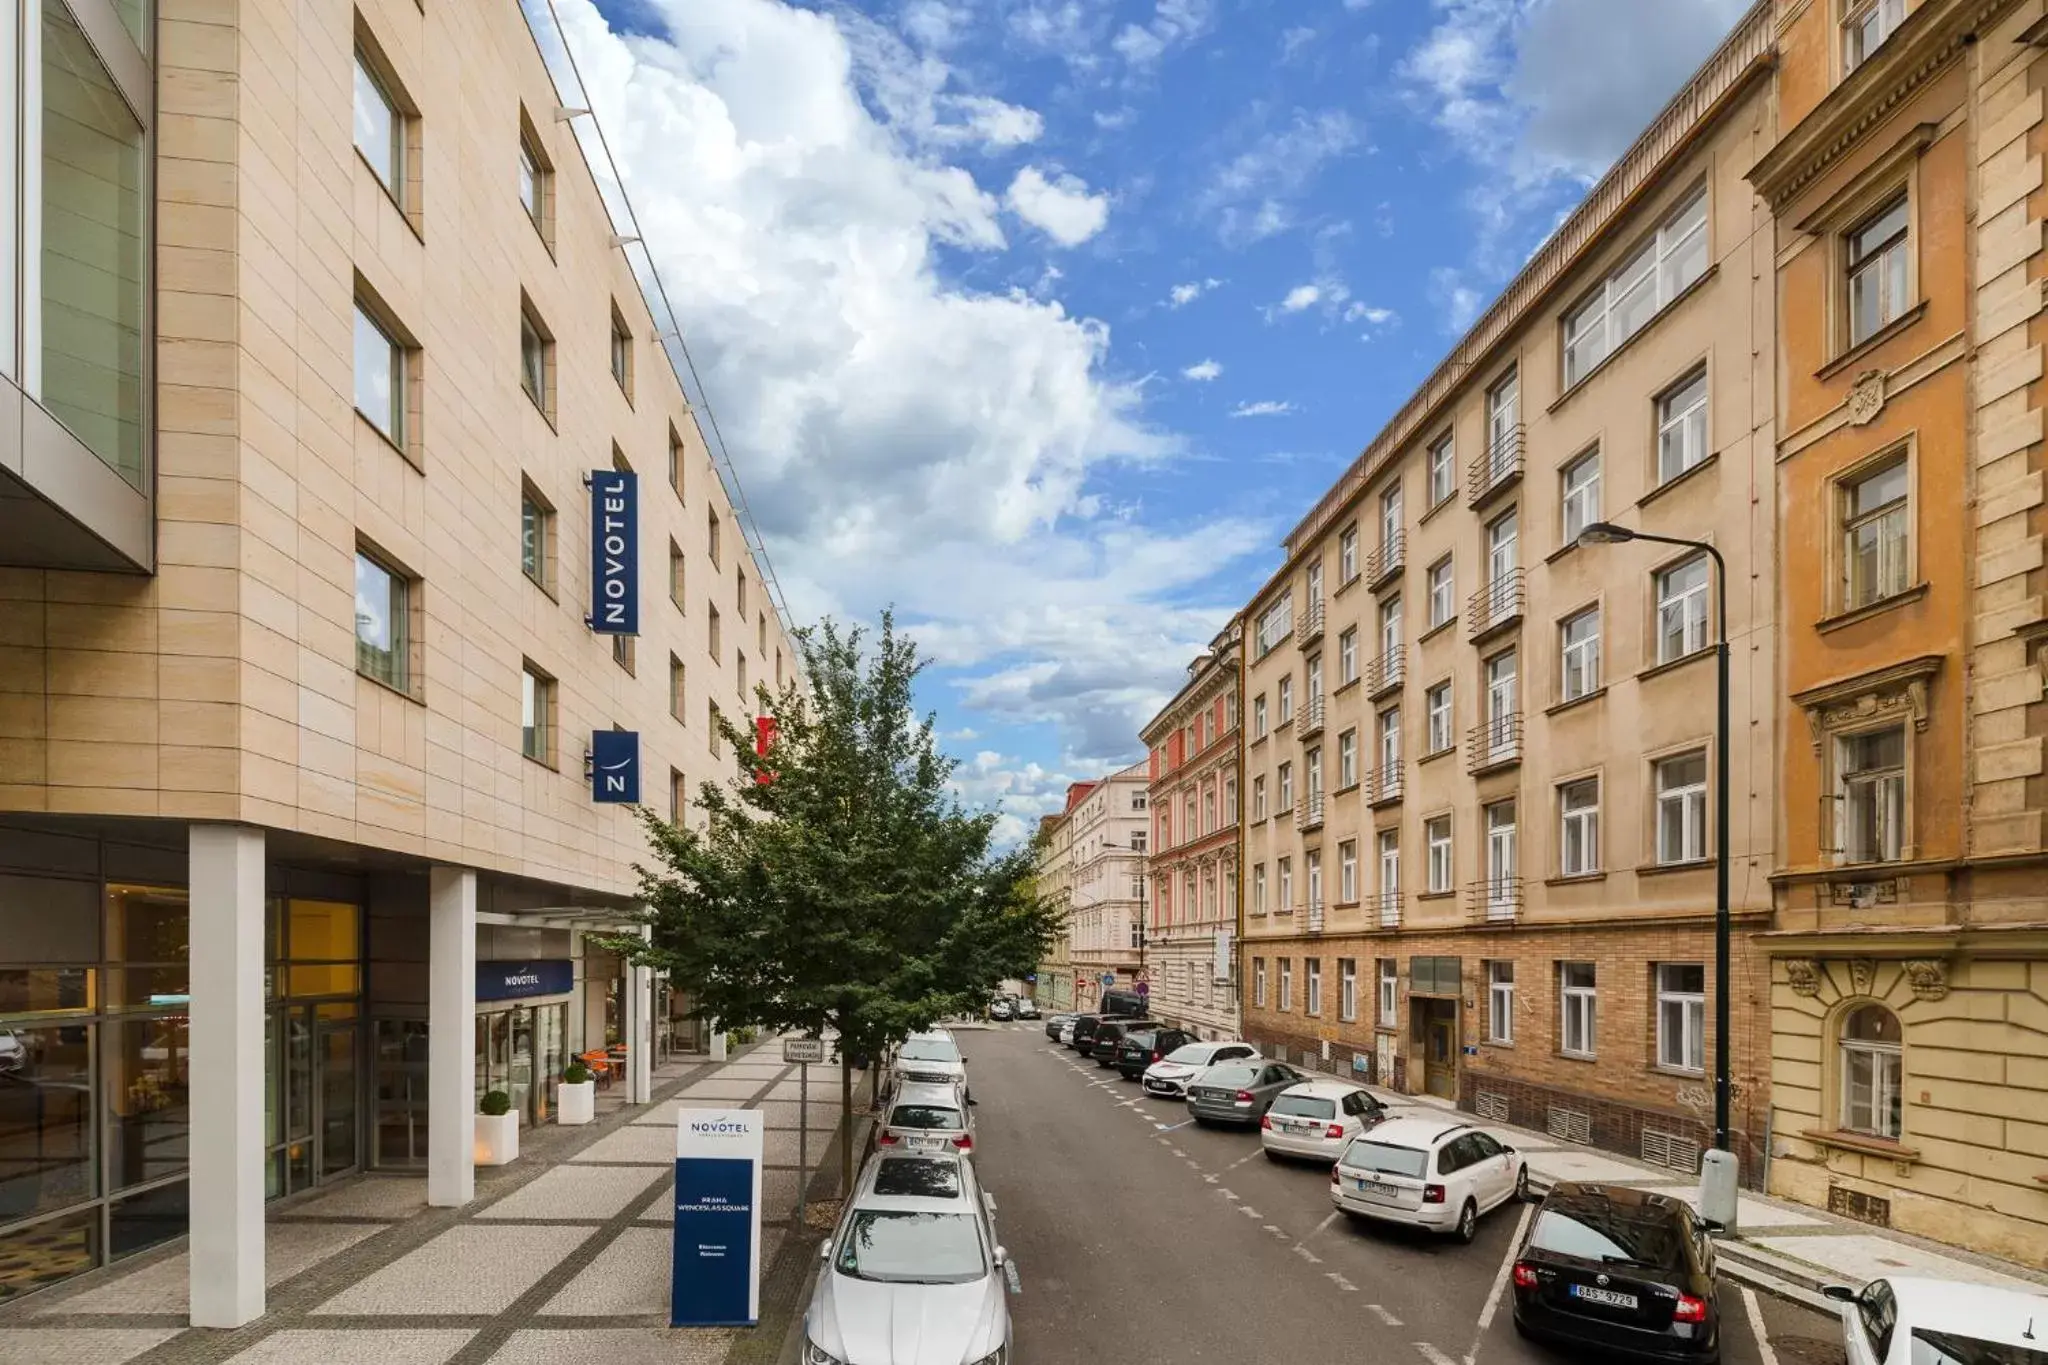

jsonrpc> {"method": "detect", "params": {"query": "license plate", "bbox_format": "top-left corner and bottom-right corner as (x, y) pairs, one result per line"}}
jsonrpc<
(1356, 1179), (1400, 1197)
(1570, 1285), (1639, 1310)
(1287, 1119), (1316, 1133)
(908, 1136), (943, 1152)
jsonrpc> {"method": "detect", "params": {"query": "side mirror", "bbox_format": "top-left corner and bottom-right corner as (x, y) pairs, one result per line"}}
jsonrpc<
(1699, 1218), (1724, 1235)
(1822, 1284), (1857, 1303)
(993, 1246), (1008, 1267)
(968, 1097), (979, 1106)
(1500, 1144), (1515, 1154)
(819, 1239), (833, 1261)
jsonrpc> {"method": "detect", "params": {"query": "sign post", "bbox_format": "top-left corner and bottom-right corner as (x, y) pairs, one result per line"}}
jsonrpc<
(671, 1109), (763, 1327)
(781, 1037), (826, 1225)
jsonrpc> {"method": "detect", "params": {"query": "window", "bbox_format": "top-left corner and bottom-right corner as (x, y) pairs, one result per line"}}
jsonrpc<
(521, 664), (553, 763)
(1483, 650), (1517, 753)
(1561, 187), (1708, 386)
(1841, 458), (1909, 609)
(1378, 830), (1400, 900)
(1134, 791), (1149, 811)
(520, 482), (552, 589)
(1426, 682), (1452, 754)
(1656, 964), (1706, 1072)
(1253, 865), (1267, 915)
(1340, 960), (1358, 1021)
(1484, 801), (1517, 912)
(1378, 707), (1401, 775)
(669, 655), (686, 721)
(1279, 959), (1293, 1011)
(709, 701), (723, 757)
(737, 568), (750, 619)
(1838, 725), (1905, 863)
(1257, 594), (1294, 654)
(517, 120), (550, 237)
(1380, 484), (1403, 550)
(349, 298), (408, 452)
(1428, 434), (1456, 507)
(1339, 840), (1358, 902)
(1340, 525), (1359, 582)
(670, 768), (687, 826)
(1204, 784), (1218, 834)
(1843, 0), (1905, 73)
(1253, 776), (1267, 821)
(1338, 730), (1357, 788)
(1426, 816), (1452, 893)
(610, 306), (633, 398)
(1559, 778), (1599, 877)
(354, 550), (409, 691)
(1254, 958), (1268, 1007)
(1655, 751), (1709, 864)
(1487, 369), (1520, 466)
(759, 613), (769, 657)
(1559, 962), (1597, 1058)
(1277, 857), (1293, 910)
(1339, 628), (1358, 684)
(669, 540), (686, 608)
(613, 634), (636, 675)
(1486, 510), (1519, 588)
(1306, 654), (1324, 705)
(1838, 1004), (1902, 1140)
(1847, 194), (1910, 346)
(708, 605), (722, 659)
(1223, 779), (1238, 823)
(1487, 962), (1515, 1044)
(708, 507), (723, 567)
(1305, 749), (1323, 803)
(1305, 850), (1324, 913)
(353, 47), (403, 201)
(519, 302), (552, 415)
(1307, 960), (1323, 1016)
(1560, 449), (1600, 544)
(1253, 695), (1268, 737)
(1307, 561), (1325, 608)
(1278, 676), (1294, 723)
(1427, 556), (1455, 628)
(1655, 556), (1710, 663)
(737, 650), (748, 693)
(1379, 596), (1402, 663)
(1656, 368), (1709, 484)
(1378, 960), (1398, 1024)
(1277, 763), (1293, 811)
(1560, 608), (1601, 701)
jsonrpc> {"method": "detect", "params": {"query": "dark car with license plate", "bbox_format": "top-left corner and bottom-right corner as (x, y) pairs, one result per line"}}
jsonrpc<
(1044, 1012), (1076, 1041)
(1085, 1017), (1152, 1065)
(1512, 1182), (1722, 1364)
(1114, 1026), (1194, 1080)
(1067, 1014), (1112, 1053)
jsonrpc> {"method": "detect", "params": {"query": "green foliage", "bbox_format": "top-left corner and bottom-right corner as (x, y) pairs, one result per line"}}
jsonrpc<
(479, 1090), (512, 1117)
(727, 1025), (757, 1045)
(563, 1060), (590, 1085)
(624, 611), (1060, 1067)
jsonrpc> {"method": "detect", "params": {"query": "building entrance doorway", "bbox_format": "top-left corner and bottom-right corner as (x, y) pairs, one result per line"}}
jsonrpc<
(1416, 998), (1459, 1101)
(266, 1003), (360, 1198)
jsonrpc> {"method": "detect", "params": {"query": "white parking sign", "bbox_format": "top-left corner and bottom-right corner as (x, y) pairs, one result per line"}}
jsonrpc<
(782, 1037), (826, 1064)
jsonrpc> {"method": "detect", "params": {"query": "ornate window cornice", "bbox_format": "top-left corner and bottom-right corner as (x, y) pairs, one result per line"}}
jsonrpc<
(1792, 654), (1943, 754)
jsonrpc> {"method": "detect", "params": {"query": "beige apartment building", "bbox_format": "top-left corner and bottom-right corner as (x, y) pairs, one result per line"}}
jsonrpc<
(1032, 802), (1081, 1011)
(1241, 3), (1781, 1178)
(1064, 764), (1149, 1010)
(1139, 625), (1242, 1040)
(0, 0), (794, 1316)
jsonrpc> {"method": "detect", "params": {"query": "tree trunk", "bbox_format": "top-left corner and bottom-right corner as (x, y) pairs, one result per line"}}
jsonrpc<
(839, 1048), (853, 1196)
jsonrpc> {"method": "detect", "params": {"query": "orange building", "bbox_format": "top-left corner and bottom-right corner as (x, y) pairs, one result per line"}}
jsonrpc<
(1752, 0), (2048, 1264)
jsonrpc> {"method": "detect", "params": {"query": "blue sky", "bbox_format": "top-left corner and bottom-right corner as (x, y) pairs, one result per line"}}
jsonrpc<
(568, 0), (1750, 841)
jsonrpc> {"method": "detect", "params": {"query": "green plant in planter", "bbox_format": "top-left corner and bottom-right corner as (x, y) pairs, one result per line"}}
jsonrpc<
(563, 1061), (591, 1085)
(479, 1090), (512, 1117)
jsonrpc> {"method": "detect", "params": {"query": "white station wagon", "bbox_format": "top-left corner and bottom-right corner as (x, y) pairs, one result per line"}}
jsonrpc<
(1330, 1117), (1529, 1243)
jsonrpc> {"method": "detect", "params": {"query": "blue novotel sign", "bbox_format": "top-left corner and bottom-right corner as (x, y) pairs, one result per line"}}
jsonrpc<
(591, 729), (641, 804)
(475, 959), (574, 1003)
(673, 1109), (763, 1327)
(589, 469), (639, 636)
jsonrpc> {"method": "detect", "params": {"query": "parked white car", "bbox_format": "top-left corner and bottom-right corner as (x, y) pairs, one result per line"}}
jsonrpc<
(1330, 1117), (1528, 1243)
(1013, 998), (1039, 1020)
(1057, 1018), (1078, 1045)
(804, 1150), (1010, 1365)
(876, 1080), (976, 1156)
(1825, 1275), (2048, 1365)
(1260, 1078), (1390, 1163)
(1140, 1039), (1259, 1098)
(894, 1031), (967, 1091)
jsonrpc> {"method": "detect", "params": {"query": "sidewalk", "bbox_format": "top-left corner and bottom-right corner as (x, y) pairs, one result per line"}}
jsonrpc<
(1385, 1088), (2048, 1312)
(0, 1036), (865, 1365)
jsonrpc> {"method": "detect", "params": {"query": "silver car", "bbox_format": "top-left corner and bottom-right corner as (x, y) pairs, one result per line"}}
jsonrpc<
(804, 1150), (1011, 1365)
(1141, 1040), (1259, 1098)
(895, 1032), (967, 1090)
(1184, 1059), (1309, 1126)
(877, 1080), (976, 1156)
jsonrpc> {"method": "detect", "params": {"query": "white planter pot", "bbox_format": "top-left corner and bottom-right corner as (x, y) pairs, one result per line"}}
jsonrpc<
(556, 1079), (596, 1126)
(474, 1111), (520, 1166)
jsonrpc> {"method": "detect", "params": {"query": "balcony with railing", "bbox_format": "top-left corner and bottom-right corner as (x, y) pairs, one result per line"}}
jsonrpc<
(1306, 900), (1326, 934)
(1365, 530), (1405, 590)
(1299, 597), (1326, 645)
(1466, 568), (1526, 642)
(1465, 879), (1523, 926)
(1366, 645), (1405, 700)
(1466, 712), (1523, 775)
(1296, 791), (1326, 831)
(1371, 890), (1402, 930)
(1366, 762), (1404, 808)
(1467, 425), (1525, 507)
(1298, 694), (1326, 738)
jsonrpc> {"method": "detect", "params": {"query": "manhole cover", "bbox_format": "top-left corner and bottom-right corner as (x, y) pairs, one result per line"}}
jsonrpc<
(1772, 1335), (1848, 1365)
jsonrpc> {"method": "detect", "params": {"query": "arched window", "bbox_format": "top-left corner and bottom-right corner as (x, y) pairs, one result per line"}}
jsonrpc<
(1838, 1003), (1903, 1140)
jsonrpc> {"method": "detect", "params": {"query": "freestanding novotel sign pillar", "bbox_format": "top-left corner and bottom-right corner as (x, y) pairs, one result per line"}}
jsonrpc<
(672, 1108), (763, 1327)
(588, 468), (639, 636)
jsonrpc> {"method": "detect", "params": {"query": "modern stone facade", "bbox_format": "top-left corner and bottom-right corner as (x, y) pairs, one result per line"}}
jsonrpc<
(1138, 626), (1242, 1040)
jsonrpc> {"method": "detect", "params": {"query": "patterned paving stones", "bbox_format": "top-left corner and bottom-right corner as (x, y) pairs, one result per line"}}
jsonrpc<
(218, 1329), (476, 1364)
(537, 1228), (677, 1317)
(676, 1079), (766, 1100)
(0, 1328), (182, 1364)
(47, 1224), (391, 1316)
(486, 1328), (735, 1365)
(312, 1225), (598, 1316)
(569, 1124), (686, 1165)
(278, 1179), (429, 1222)
(475, 1165), (668, 1222)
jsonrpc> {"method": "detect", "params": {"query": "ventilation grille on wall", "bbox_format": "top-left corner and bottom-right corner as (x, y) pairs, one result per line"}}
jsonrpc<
(1547, 1105), (1592, 1145)
(1828, 1185), (1893, 1228)
(1301, 1048), (1322, 1070)
(1474, 1091), (1510, 1122)
(1641, 1129), (1701, 1174)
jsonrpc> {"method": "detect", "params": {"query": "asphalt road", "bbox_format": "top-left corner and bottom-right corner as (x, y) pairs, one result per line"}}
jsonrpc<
(959, 1024), (1847, 1365)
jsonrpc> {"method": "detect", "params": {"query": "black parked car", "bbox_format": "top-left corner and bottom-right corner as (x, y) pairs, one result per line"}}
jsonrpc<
(1114, 1026), (1194, 1080)
(1066, 1014), (1109, 1052)
(1100, 987), (1149, 1018)
(1044, 1013), (1076, 1042)
(1512, 1182), (1723, 1364)
(1087, 1017), (1153, 1066)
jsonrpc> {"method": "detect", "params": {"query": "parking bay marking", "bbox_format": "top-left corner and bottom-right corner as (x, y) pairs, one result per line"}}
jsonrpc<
(1325, 1272), (1358, 1293)
(1462, 1197), (1534, 1365)
(1367, 1304), (1403, 1328)
(1740, 1287), (1780, 1365)
(1413, 1344), (1459, 1365)
(1154, 1118), (1196, 1132)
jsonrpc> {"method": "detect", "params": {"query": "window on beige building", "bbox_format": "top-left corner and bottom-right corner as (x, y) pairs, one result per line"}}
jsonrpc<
(1338, 729), (1357, 788)
(1560, 607), (1600, 702)
(1654, 556), (1710, 663)
(1559, 962), (1597, 1057)
(1339, 840), (1357, 902)
(1426, 815), (1452, 893)
(1306, 959), (1322, 1016)
(1256, 594), (1293, 654)
(708, 604), (722, 659)
(1378, 959), (1397, 1025)
(1840, 456), (1910, 611)
(1277, 856), (1293, 911)
(353, 293), (410, 448)
(738, 567), (749, 619)
(1254, 957), (1267, 1007)
(737, 650), (748, 694)
(1427, 432), (1456, 507)
(518, 111), (551, 242)
(353, 41), (408, 206)
(1656, 367), (1709, 484)
(1253, 694), (1268, 737)
(1560, 448), (1600, 545)
(1836, 725), (1905, 864)
(1559, 777), (1599, 877)
(670, 655), (686, 720)
(520, 663), (556, 764)
(610, 304), (634, 400)
(1487, 962), (1514, 1044)
(519, 298), (553, 417)
(1483, 801), (1516, 918)
(1252, 776), (1267, 822)
(1486, 368), (1520, 470)
(1339, 627), (1358, 685)
(1847, 193), (1910, 346)
(1843, 0), (1905, 74)
(709, 700), (723, 757)
(1654, 751), (1708, 864)
(670, 768), (687, 826)
(1277, 762), (1293, 811)
(1279, 958), (1293, 1011)
(1560, 186), (1707, 386)
(1252, 864), (1267, 915)
(1340, 525), (1359, 582)
(708, 507), (723, 567)
(1380, 482), (1403, 550)
(521, 480), (553, 590)
(1838, 1003), (1903, 1139)
(613, 635), (635, 675)
(1426, 682), (1452, 754)
(1427, 556), (1455, 629)
(759, 612), (769, 657)
(1278, 676), (1294, 724)
(355, 548), (412, 692)
(1339, 959), (1357, 1021)
(1656, 964), (1706, 1072)
(669, 540), (686, 608)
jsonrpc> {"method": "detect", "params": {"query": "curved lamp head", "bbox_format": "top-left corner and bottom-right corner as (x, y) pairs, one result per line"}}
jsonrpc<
(1576, 521), (1637, 547)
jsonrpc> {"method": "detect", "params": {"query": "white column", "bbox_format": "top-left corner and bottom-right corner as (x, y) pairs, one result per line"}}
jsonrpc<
(428, 866), (477, 1207)
(709, 1022), (729, 1062)
(626, 960), (653, 1103)
(188, 824), (265, 1329)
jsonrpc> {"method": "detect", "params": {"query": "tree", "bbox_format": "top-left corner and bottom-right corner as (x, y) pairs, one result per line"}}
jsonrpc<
(626, 612), (1058, 1192)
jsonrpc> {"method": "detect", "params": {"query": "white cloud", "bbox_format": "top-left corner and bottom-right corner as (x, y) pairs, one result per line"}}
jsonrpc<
(1112, 0), (1213, 69)
(1230, 400), (1296, 418)
(1006, 166), (1111, 246)
(901, 0), (967, 49)
(1279, 283), (1322, 313)
(1093, 106), (1136, 131)
(1167, 277), (1222, 308)
(1280, 26), (1317, 60)
(1344, 0), (1373, 8)
(1196, 110), (1358, 245)
(1181, 359), (1222, 382)
(1431, 266), (1486, 332)
(949, 95), (1045, 148)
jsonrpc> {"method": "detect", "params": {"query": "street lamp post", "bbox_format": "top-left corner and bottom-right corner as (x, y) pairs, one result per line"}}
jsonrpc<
(1577, 522), (1733, 1161)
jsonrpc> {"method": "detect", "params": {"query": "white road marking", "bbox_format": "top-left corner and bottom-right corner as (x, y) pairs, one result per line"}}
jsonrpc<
(1326, 1272), (1358, 1292)
(1203, 1174), (1218, 1184)
(1741, 1287), (1781, 1365)
(1292, 1244), (1324, 1264)
(1170, 1148), (1186, 1157)
(1414, 1343), (1460, 1365)
(1226, 1151), (1262, 1171)
(1237, 1206), (1260, 1219)
(1263, 1224), (1287, 1237)
(1302, 1210), (1341, 1245)
(1464, 1198), (1534, 1363)
(1367, 1304), (1404, 1327)
(1220, 1189), (1239, 1201)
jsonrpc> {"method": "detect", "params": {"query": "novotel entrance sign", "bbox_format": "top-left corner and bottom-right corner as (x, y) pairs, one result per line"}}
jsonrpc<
(588, 469), (639, 636)
(672, 1108), (763, 1327)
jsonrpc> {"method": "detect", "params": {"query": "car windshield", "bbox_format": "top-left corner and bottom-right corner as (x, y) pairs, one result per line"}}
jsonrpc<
(871, 1159), (962, 1198)
(1163, 1045), (1215, 1065)
(1527, 1205), (1686, 1269)
(1343, 1140), (1428, 1178)
(889, 1104), (962, 1130)
(836, 1211), (986, 1284)
(1122, 1032), (1156, 1048)
(1272, 1094), (1336, 1119)
(898, 1040), (960, 1063)
(1911, 1332), (2048, 1365)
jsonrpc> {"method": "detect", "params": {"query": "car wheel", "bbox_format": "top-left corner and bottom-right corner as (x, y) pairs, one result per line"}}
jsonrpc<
(1455, 1199), (1478, 1244)
(1514, 1165), (1530, 1202)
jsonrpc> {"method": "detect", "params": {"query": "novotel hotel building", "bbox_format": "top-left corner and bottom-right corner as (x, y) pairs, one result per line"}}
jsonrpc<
(0, 0), (795, 1318)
